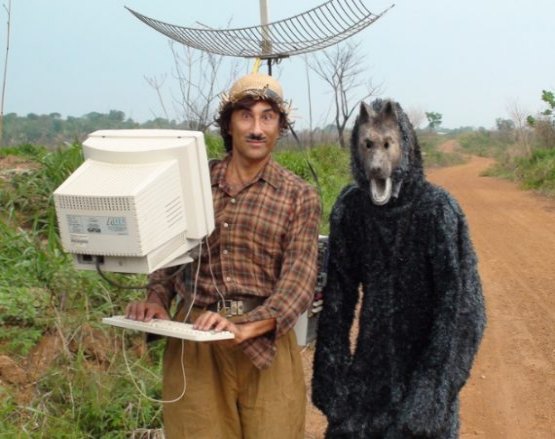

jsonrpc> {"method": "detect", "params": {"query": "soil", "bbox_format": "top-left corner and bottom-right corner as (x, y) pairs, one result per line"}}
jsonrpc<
(302, 148), (555, 438)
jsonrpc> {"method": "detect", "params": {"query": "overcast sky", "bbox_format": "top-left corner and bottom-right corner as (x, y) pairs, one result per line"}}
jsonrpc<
(3, 0), (554, 129)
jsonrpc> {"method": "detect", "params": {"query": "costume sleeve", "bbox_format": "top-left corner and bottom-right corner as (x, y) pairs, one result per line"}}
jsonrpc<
(312, 191), (361, 420)
(240, 184), (322, 337)
(398, 197), (486, 436)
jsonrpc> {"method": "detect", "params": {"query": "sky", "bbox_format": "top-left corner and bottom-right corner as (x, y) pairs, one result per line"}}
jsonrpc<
(2, 0), (554, 130)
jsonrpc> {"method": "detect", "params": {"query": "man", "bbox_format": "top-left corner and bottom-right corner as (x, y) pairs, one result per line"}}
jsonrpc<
(126, 72), (321, 438)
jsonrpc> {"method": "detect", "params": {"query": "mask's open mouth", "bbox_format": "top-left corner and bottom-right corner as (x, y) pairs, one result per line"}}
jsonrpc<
(370, 178), (392, 205)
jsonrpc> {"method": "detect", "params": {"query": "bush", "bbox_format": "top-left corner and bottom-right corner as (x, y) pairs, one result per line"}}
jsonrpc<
(515, 148), (555, 193)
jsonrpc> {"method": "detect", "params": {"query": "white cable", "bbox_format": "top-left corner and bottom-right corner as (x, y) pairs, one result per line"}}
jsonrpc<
(205, 235), (226, 305)
(120, 240), (205, 404)
(121, 329), (186, 404)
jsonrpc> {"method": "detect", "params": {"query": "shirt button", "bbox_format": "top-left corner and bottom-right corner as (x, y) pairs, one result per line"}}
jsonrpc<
(226, 276), (231, 282)
(223, 249), (229, 255)
(230, 198), (236, 204)
(223, 222), (229, 228)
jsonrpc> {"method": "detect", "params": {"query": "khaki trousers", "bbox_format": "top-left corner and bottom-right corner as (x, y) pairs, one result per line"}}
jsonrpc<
(162, 308), (306, 439)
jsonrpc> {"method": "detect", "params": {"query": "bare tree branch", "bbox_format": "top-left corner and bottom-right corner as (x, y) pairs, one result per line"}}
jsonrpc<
(308, 41), (381, 148)
(144, 74), (170, 121)
(145, 37), (239, 132)
(507, 100), (532, 154)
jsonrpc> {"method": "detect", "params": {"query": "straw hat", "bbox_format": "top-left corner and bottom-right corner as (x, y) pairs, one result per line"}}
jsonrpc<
(219, 72), (291, 117)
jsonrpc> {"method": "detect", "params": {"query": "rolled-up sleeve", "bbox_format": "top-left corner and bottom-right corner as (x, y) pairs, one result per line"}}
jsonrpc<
(146, 266), (179, 311)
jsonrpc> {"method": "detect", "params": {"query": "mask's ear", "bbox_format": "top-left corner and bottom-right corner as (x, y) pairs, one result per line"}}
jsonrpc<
(359, 101), (373, 124)
(383, 100), (398, 123)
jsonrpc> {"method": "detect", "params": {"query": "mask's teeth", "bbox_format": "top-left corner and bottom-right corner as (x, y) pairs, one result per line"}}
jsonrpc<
(370, 178), (392, 206)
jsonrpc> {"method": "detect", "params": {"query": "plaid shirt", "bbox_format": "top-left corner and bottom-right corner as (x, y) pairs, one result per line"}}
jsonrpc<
(147, 155), (321, 369)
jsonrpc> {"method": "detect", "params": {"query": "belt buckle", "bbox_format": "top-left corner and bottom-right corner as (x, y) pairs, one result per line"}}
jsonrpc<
(217, 300), (244, 317)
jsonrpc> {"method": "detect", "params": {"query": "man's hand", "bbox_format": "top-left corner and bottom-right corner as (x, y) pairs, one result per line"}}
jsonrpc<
(193, 311), (276, 345)
(125, 301), (170, 322)
(193, 311), (246, 344)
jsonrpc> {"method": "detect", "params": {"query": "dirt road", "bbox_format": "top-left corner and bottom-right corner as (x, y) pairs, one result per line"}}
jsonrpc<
(302, 154), (555, 438)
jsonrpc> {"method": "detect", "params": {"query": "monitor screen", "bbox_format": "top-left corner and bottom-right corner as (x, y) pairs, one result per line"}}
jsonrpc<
(54, 129), (215, 274)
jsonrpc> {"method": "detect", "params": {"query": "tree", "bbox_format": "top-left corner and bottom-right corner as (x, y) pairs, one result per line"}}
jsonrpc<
(308, 41), (381, 148)
(0, 0), (12, 146)
(526, 90), (555, 149)
(508, 100), (532, 154)
(495, 117), (515, 143)
(146, 41), (239, 132)
(425, 112), (442, 131)
(406, 106), (426, 130)
(495, 118), (515, 132)
(527, 90), (555, 127)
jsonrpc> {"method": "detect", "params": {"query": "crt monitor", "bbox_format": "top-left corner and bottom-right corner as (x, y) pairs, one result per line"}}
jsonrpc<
(54, 129), (215, 274)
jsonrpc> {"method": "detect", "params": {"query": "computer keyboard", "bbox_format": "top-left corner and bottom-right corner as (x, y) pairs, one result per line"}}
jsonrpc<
(102, 315), (235, 341)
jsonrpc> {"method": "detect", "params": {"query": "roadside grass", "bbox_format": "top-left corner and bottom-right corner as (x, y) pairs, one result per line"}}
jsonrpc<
(484, 147), (555, 196)
(456, 130), (512, 159)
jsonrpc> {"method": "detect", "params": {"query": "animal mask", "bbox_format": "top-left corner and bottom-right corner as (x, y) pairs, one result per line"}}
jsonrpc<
(351, 99), (424, 206)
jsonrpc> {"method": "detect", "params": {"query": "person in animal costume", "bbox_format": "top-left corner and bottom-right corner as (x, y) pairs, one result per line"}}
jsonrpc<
(312, 99), (486, 438)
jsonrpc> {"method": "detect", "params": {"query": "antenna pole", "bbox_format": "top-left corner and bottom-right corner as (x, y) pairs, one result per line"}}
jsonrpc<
(259, 0), (272, 75)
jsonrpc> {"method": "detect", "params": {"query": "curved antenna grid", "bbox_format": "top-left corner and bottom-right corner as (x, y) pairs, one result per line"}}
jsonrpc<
(126, 0), (394, 60)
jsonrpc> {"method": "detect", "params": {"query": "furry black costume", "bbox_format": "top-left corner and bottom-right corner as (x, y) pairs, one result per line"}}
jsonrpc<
(312, 100), (486, 438)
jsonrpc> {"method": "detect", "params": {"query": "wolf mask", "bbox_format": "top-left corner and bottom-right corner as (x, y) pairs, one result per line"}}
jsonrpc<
(351, 99), (424, 205)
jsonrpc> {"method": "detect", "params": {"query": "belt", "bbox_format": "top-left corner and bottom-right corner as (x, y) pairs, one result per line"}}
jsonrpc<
(197, 297), (265, 317)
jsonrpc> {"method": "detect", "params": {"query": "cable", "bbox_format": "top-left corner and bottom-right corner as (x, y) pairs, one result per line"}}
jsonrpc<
(287, 122), (323, 201)
(95, 257), (189, 291)
(120, 241), (205, 404)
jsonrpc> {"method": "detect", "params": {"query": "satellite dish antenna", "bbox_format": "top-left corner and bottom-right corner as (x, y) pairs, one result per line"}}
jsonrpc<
(126, 0), (394, 74)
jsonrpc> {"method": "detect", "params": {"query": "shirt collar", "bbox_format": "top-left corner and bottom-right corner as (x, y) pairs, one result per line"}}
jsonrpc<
(211, 155), (282, 190)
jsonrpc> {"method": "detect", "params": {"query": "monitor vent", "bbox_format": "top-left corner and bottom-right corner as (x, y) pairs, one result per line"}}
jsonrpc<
(165, 197), (184, 227)
(56, 195), (131, 211)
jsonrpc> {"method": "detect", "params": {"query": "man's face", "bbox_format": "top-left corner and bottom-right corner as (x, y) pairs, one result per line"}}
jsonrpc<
(229, 100), (280, 163)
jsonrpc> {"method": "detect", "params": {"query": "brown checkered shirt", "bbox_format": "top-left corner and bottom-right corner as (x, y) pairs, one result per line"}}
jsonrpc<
(147, 155), (321, 369)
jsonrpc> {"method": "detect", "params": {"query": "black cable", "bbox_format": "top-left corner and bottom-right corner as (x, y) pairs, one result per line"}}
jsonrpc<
(287, 122), (322, 201)
(94, 256), (189, 291)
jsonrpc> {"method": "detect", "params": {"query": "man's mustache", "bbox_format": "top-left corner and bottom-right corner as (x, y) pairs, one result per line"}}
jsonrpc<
(246, 134), (266, 141)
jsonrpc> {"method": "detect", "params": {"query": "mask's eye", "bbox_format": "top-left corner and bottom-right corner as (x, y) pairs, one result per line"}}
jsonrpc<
(365, 140), (373, 149)
(384, 142), (390, 149)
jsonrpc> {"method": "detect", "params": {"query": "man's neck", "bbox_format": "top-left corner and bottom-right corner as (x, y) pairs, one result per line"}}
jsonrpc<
(227, 154), (271, 186)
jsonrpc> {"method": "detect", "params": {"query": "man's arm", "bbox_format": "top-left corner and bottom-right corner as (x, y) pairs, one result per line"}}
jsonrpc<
(125, 266), (179, 321)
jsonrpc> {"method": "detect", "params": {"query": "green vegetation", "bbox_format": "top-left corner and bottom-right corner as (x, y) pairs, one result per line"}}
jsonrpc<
(485, 147), (555, 196)
(1, 143), (164, 437)
(481, 89), (555, 195)
(1, 111), (201, 148)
